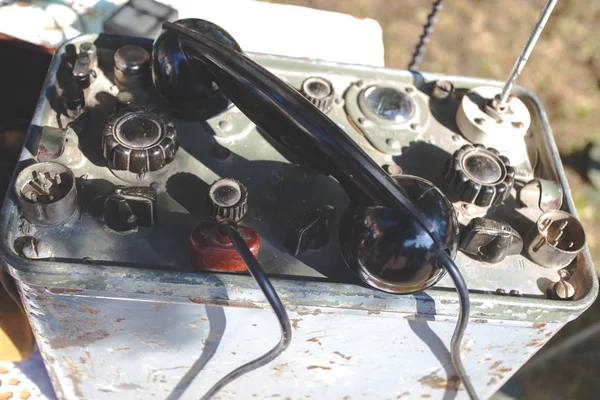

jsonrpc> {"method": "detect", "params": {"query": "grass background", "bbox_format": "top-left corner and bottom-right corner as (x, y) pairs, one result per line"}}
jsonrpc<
(271, 1), (600, 398)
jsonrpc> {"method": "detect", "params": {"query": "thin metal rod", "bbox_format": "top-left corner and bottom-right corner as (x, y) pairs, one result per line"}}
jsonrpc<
(497, 0), (557, 107)
(439, 252), (479, 400)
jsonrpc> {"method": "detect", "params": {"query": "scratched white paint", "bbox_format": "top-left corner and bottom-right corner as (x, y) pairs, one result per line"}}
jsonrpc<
(20, 289), (562, 400)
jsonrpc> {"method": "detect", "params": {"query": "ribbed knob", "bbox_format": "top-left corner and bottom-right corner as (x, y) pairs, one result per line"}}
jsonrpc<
(445, 144), (515, 207)
(206, 178), (248, 222)
(300, 77), (334, 113)
(102, 106), (178, 174)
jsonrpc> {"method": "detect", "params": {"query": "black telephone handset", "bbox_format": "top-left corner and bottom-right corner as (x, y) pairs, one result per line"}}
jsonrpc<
(152, 19), (477, 399)
(153, 19), (459, 295)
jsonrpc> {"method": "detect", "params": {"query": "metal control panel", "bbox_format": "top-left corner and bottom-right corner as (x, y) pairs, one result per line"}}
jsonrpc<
(0, 34), (597, 400)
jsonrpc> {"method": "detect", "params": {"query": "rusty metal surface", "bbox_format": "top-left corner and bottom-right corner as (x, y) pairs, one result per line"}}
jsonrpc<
(20, 283), (561, 400)
(0, 34), (597, 399)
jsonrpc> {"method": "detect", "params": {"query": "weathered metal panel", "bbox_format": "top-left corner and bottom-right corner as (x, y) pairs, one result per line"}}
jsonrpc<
(0, 34), (596, 399)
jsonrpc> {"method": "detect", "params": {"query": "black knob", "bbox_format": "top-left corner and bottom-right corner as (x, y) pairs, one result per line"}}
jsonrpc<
(152, 18), (242, 120)
(114, 44), (150, 89)
(62, 82), (85, 118)
(460, 217), (523, 264)
(206, 178), (248, 222)
(445, 144), (515, 207)
(284, 205), (336, 256)
(103, 186), (158, 232)
(102, 106), (178, 174)
(300, 77), (334, 113)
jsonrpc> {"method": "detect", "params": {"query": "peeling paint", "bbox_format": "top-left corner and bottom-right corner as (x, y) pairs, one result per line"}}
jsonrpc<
(417, 370), (460, 391)
(49, 329), (110, 349)
(291, 318), (301, 329)
(307, 366), (331, 370)
(117, 382), (143, 390)
(48, 288), (83, 294)
(533, 322), (547, 330)
(526, 338), (544, 347)
(78, 305), (101, 315)
(333, 351), (351, 360)
(296, 307), (329, 316)
(64, 357), (86, 399)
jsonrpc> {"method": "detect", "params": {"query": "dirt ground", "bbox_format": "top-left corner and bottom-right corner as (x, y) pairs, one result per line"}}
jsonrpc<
(273, 0), (600, 398)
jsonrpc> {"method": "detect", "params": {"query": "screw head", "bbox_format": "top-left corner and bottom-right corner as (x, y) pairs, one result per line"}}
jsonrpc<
(432, 80), (454, 99)
(386, 138), (401, 150)
(218, 120), (233, 132)
(22, 237), (53, 259)
(551, 280), (575, 300)
(387, 163), (403, 175)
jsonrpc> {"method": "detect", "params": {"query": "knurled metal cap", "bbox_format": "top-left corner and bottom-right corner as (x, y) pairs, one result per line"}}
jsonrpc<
(444, 144), (515, 207)
(206, 178), (248, 222)
(102, 106), (178, 174)
(300, 77), (334, 113)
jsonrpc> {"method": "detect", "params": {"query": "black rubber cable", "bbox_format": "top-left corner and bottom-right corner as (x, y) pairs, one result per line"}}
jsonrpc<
(199, 220), (292, 400)
(439, 251), (479, 400)
(408, 0), (444, 71)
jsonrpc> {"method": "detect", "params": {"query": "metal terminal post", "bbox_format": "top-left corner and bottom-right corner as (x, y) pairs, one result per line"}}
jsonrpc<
(494, 0), (557, 110)
(14, 162), (78, 226)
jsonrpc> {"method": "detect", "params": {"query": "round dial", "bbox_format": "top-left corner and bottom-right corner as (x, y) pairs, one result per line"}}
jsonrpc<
(445, 144), (515, 207)
(300, 77), (334, 113)
(206, 178), (249, 222)
(102, 106), (178, 174)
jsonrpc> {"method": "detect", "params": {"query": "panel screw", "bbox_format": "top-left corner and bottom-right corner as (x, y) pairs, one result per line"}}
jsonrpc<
(386, 138), (401, 150)
(551, 280), (575, 300)
(218, 120), (233, 132)
(496, 288), (506, 295)
(386, 163), (403, 175)
(22, 238), (53, 259)
(432, 80), (454, 99)
(509, 289), (521, 296)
